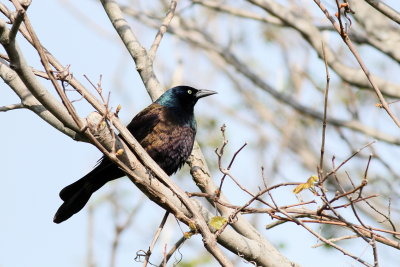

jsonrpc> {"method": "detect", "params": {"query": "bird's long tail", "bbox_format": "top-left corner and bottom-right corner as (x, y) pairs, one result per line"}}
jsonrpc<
(53, 158), (123, 224)
(53, 174), (98, 224)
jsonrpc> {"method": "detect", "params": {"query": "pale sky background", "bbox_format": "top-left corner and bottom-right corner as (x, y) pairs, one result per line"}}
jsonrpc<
(1, 1), (399, 267)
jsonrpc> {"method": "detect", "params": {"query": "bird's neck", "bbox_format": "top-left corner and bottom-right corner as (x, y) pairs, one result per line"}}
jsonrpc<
(167, 106), (196, 130)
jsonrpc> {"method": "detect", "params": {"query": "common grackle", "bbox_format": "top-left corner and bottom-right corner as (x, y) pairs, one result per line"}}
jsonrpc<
(53, 85), (216, 223)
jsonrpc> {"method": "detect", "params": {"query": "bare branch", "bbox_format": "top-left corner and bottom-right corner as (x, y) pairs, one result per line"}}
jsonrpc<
(122, 9), (400, 144)
(311, 235), (358, 248)
(314, 0), (400, 127)
(321, 141), (375, 184)
(100, 0), (164, 100)
(319, 41), (330, 176)
(148, 0), (178, 61)
(193, 0), (283, 25)
(364, 0), (400, 24)
(271, 196), (374, 267)
(0, 102), (24, 111)
(158, 235), (186, 267)
(100, 2), (301, 266)
(21, 10), (84, 130)
(0, 59), (80, 139)
(143, 211), (170, 267)
(0, 18), (81, 134)
(3, 1), (398, 266)
(8, 8), (24, 42)
(247, 0), (400, 99)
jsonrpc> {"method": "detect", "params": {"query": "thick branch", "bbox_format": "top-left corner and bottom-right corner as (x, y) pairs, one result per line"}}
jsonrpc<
(0, 59), (81, 139)
(0, 19), (81, 135)
(99, 0), (164, 100)
(89, 114), (297, 266)
(98, 3), (236, 265)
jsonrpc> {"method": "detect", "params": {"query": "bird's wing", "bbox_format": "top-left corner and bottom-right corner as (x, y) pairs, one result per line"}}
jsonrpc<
(140, 122), (196, 175)
(125, 103), (164, 142)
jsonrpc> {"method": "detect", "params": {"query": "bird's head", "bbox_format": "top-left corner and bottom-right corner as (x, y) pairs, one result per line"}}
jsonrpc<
(156, 85), (217, 112)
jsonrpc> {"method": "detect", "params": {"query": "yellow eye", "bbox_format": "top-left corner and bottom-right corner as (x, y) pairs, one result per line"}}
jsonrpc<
(187, 90), (192, 94)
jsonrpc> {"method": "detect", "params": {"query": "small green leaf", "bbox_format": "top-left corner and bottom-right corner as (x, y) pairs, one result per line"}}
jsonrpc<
(209, 216), (227, 230)
(293, 175), (319, 194)
(183, 231), (193, 239)
(188, 221), (197, 232)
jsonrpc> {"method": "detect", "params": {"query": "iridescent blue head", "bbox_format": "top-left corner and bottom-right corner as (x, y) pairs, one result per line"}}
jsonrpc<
(156, 86), (217, 113)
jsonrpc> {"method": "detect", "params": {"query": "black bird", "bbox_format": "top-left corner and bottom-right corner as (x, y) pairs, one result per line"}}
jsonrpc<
(53, 85), (216, 223)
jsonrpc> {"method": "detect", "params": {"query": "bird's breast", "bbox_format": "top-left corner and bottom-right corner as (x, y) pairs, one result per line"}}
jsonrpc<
(139, 122), (196, 175)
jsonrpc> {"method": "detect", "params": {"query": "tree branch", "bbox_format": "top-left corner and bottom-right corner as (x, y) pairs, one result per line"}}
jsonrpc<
(247, 0), (400, 99)
(0, 18), (81, 134)
(121, 7), (400, 145)
(99, 2), (235, 265)
(364, 0), (400, 24)
(313, 0), (400, 127)
(100, 0), (164, 100)
(148, 0), (177, 62)
(0, 59), (80, 139)
(0, 102), (24, 112)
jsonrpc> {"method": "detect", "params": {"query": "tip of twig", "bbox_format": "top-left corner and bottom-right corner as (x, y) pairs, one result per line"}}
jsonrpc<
(115, 104), (122, 117)
(220, 123), (226, 131)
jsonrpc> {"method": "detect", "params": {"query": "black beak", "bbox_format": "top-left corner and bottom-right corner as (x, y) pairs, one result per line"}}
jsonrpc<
(195, 89), (217, 99)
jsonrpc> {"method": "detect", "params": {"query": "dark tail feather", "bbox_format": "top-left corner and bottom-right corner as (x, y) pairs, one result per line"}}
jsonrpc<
(53, 182), (93, 224)
(54, 158), (124, 223)
(59, 175), (88, 201)
(60, 158), (122, 202)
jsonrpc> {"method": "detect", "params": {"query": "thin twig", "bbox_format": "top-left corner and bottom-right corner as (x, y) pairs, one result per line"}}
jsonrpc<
(158, 235), (186, 267)
(271, 194), (374, 266)
(320, 140), (375, 184)
(332, 194), (378, 209)
(371, 235), (379, 267)
(143, 211), (170, 267)
(335, 0), (346, 37)
(8, 8), (24, 41)
(313, 0), (400, 128)
(21, 7), (83, 130)
(311, 235), (358, 248)
(217, 141), (247, 198)
(0, 103), (24, 111)
(319, 41), (330, 177)
(358, 154), (372, 198)
(110, 195), (144, 267)
(148, 0), (178, 61)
